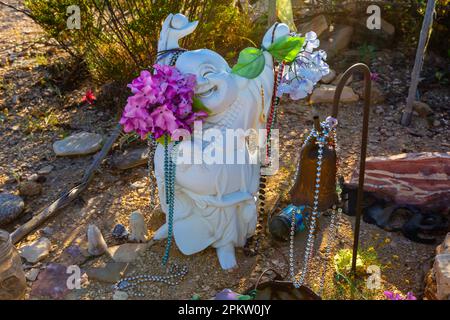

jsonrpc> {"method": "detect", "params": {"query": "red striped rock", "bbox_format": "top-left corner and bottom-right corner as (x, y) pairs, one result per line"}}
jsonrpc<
(349, 152), (450, 211)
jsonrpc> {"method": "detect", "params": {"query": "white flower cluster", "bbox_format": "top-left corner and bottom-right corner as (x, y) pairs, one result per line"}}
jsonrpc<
(277, 31), (330, 100)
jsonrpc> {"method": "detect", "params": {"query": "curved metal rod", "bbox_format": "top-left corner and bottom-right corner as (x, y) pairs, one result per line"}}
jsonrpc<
(332, 63), (372, 275)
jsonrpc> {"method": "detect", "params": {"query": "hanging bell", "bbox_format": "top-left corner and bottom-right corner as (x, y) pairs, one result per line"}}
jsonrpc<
(290, 115), (338, 212)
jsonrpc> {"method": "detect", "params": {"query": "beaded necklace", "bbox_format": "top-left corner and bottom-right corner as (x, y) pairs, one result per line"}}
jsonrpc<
(288, 117), (341, 295)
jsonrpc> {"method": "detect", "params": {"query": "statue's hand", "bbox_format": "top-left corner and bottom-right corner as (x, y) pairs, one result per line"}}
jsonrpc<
(158, 13), (199, 53)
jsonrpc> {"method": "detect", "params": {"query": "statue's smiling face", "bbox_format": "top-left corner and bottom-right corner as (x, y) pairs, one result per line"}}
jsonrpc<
(176, 49), (240, 116)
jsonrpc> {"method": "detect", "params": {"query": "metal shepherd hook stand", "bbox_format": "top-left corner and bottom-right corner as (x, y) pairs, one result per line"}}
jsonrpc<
(332, 63), (372, 275)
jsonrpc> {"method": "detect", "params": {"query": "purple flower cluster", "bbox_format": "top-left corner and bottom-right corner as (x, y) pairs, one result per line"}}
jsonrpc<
(120, 64), (208, 140)
(384, 291), (417, 300)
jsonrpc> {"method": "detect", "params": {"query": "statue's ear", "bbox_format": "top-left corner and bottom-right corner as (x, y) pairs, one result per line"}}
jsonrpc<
(234, 74), (249, 90)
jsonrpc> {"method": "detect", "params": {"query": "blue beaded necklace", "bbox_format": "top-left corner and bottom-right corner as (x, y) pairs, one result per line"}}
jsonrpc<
(162, 134), (180, 266)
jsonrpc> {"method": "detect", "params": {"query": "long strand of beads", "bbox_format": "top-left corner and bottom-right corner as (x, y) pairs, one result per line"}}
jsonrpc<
(288, 131), (312, 283)
(248, 62), (284, 256)
(297, 140), (324, 287)
(290, 130), (325, 288)
(162, 138), (179, 266)
(113, 263), (188, 297)
(147, 137), (158, 208)
(318, 124), (341, 295)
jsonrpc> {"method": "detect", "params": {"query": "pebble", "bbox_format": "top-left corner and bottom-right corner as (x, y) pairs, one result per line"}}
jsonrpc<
(37, 165), (54, 175)
(107, 242), (151, 263)
(19, 181), (42, 196)
(113, 290), (129, 300)
(25, 268), (40, 282)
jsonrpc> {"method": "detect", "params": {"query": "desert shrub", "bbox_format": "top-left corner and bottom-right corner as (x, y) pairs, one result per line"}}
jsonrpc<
(25, 0), (263, 83)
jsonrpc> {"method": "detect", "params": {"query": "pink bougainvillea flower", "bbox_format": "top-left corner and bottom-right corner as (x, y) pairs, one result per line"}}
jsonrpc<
(82, 89), (96, 105)
(119, 64), (208, 141)
(150, 105), (179, 139)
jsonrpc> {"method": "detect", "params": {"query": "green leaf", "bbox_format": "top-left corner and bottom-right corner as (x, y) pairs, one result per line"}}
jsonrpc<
(267, 35), (304, 63)
(231, 47), (265, 79)
(192, 97), (212, 114)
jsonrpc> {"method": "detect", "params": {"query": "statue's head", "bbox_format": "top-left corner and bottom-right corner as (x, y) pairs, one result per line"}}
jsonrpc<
(176, 49), (247, 116)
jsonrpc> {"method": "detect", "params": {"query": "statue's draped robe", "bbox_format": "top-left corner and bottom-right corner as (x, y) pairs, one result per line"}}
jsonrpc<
(154, 52), (275, 254)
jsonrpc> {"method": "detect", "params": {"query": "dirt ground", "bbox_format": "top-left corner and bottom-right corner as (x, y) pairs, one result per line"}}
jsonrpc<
(0, 1), (449, 300)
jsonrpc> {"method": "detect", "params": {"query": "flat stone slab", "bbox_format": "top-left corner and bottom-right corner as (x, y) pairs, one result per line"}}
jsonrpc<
(310, 85), (359, 104)
(107, 242), (152, 263)
(53, 132), (103, 156)
(0, 193), (24, 226)
(86, 262), (130, 283)
(30, 263), (71, 300)
(112, 147), (149, 170)
(19, 237), (51, 263)
(349, 152), (450, 211)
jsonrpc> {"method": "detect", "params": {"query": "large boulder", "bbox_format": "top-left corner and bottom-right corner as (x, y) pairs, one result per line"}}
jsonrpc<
(297, 15), (329, 37)
(319, 25), (354, 59)
(348, 152), (450, 211)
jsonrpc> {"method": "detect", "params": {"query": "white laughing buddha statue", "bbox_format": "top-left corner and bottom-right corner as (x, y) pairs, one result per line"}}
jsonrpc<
(153, 13), (290, 270)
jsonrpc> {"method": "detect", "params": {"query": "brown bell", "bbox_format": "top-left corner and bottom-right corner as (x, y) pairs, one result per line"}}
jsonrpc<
(290, 116), (337, 211)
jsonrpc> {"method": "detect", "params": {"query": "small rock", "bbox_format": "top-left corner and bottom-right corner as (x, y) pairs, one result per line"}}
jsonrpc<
(353, 81), (385, 104)
(60, 245), (90, 265)
(310, 85), (359, 104)
(27, 174), (39, 182)
(437, 233), (450, 255)
(112, 224), (129, 240)
(412, 101), (433, 117)
(87, 225), (108, 256)
(53, 132), (103, 156)
(107, 242), (151, 263)
(19, 237), (51, 263)
(433, 119), (441, 127)
(375, 106), (384, 115)
(40, 227), (54, 236)
(19, 181), (42, 196)
(129, 211), (148, 243)
(37, 165), (54, 175)
(113, 290), (129, 300)
(25, 268), (40, 282)
(320, 69), (336, 84)
(434, 253), (450, 300)
(86, 262), (129, 283)
(112, 147), (149, 170)
(0, 193), (24, 226)
(131, 181), (146, 189)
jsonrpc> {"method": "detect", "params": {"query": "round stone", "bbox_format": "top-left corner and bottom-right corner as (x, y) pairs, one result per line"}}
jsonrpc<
(0, 193), (25, 226)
